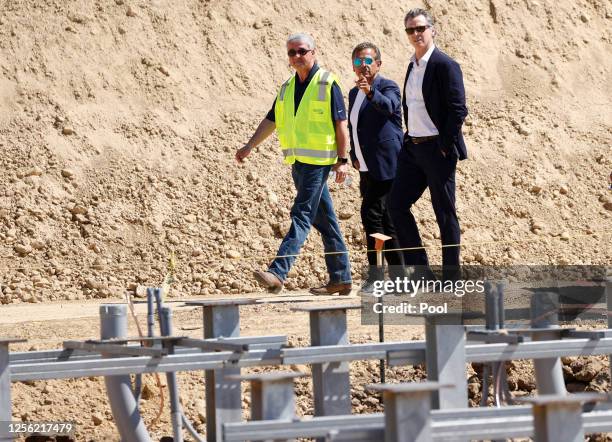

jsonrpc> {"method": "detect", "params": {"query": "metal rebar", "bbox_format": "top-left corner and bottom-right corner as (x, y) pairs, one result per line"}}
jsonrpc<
(146, 288), (155, 338)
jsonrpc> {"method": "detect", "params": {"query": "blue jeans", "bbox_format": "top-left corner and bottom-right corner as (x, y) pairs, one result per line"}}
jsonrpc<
(268, 162), (352, 284)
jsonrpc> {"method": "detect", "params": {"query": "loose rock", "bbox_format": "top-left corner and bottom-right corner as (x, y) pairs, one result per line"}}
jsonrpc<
(25, 167), (43, 177)
(14, 244), (32, 256)
(61, 169), (75, 179)
(70, 205), (88, 215)
(92, 413), (103, 426)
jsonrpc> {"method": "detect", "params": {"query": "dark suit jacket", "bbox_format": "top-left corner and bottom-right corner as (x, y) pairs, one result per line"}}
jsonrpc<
(348, 75), (403, 181)
(402, 47), (468, 160)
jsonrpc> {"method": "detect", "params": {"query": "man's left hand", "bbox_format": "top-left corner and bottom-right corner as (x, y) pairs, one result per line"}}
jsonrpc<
(332, 162), (349, 183)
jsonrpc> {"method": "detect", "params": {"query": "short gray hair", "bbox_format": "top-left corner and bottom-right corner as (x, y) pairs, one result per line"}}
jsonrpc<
(286, 33), (316, 50)
(404, 8), (435, 26)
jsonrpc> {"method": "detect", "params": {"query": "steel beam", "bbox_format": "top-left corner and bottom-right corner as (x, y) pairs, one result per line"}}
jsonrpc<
(0, 341), (10, 442)
(282, 341), (426, 364)
(517, 393), (612, 442)
(293, 304), (360, 417)
(160, 307), (183, 442)
(0, 338), (25, 442)
(463, 338), (612, 362)
(325, 428), (383, 441)
(11, 337), (612, 381)
(222, 405), (612, 441)
(191, 300), (255, 442)
(8, 335), (287, 366)
(223, 414), (383, 441)
(369, 382), (450, 442)
(424, 315), (468, 409)
(531, 292), (566, 395)
(226, 372), (305, 442)
(63, 340), (166, 357)
(100, 304), (151, 442)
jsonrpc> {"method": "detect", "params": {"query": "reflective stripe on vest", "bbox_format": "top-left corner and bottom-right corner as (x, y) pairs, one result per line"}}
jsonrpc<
(274, 69), (339, 166)
(281, 148), (337, 159)
(279, 80), (290, 101)
(318, 71), (330, 101)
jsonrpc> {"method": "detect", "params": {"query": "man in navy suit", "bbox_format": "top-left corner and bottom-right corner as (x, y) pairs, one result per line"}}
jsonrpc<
(387, 8), (468, 281)
(348, 42), (404, 290)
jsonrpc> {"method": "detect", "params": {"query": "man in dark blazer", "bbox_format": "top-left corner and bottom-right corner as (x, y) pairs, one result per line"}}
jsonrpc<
(348, 42), (404, 290)
(387, 8), (468, 281)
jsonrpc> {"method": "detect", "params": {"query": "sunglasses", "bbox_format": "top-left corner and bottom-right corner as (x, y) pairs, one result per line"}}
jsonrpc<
(405, 25), (431, 35)
(353, 57), (374, 67)
(287, 48), (312, 57)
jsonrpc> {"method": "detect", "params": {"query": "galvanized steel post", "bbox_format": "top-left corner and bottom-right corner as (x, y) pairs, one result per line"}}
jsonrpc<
(530, 291), (566, 395)
(226, 371), (304, 441)
(160, 306), (183, 442)
(0, 341), (9, 442)
(100, 304), (152, 442)
(424, 314), (468, 409)
(185, 299), (257, 442)
(0, 338), (25, 442)
(518, 393), (611, 442)
(369, 382), (450, 442)
(292, 304), (361, 417)
(607, 276), (612, 385)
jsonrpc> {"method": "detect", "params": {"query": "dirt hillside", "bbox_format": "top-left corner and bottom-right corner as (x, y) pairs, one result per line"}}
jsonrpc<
(1, 0), (611, 305)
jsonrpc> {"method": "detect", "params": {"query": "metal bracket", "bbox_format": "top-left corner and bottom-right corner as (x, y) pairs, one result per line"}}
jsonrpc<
(565, 329), (612, 340)
(467, 330), (525, 344)
(63, 340), (166, 357)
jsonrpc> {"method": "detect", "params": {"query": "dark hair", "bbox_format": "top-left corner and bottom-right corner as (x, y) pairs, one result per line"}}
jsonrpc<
(404, 8), (435, 26)
(351, 42), (381, 61)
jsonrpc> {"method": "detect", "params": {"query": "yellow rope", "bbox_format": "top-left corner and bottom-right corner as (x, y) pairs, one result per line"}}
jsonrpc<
(257, 229), (612, 260)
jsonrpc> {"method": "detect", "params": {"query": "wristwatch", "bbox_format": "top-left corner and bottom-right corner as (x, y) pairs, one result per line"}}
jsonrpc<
(337, 157), (349, 164)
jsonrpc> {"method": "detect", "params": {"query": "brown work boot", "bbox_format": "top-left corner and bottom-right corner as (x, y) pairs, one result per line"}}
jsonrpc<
(253, 270), (283, 294)
(309, 282), (352, 296)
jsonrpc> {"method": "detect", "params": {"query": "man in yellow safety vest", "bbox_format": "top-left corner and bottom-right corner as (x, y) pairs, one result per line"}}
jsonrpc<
(236, 33), (352, 295)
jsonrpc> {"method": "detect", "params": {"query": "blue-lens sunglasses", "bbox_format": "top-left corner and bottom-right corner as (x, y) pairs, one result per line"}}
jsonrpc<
(353, 56), (374, 67)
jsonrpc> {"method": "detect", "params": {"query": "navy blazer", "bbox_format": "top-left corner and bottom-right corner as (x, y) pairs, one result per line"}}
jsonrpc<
(348, 75), (403, 181)
(402, 47), (468, 160)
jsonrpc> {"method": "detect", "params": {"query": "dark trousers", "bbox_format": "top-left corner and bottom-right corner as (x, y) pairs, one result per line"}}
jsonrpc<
(387, 139), (461, 274)
(359, 172), (404, 280)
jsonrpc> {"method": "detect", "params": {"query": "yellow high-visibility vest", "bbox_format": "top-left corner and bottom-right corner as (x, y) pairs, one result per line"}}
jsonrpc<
(274, 69), (339, 165)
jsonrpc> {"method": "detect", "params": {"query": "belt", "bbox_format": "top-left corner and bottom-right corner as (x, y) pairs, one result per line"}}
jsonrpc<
(409, 135), (438, 144)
